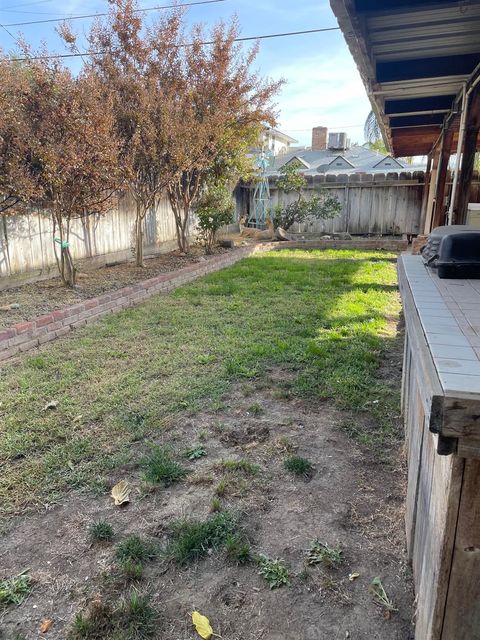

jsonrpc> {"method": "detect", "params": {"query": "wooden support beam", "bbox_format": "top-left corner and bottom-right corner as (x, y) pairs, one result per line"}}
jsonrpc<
(420, 153), (433, 233)
(455, 87), (480, 224)
(432, 127), (454, 228)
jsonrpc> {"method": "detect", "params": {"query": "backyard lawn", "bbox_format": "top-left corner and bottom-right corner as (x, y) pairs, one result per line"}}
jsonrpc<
(0, 249), (413, 639)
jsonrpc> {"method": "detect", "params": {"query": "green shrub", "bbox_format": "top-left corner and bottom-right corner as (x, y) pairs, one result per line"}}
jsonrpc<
(195, 184), (234, 254)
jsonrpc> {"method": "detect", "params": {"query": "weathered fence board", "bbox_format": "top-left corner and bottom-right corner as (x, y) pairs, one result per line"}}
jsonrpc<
(0, 195), (193, 285)
(241, 171), (428, 236)
(399, 255), (480, 640)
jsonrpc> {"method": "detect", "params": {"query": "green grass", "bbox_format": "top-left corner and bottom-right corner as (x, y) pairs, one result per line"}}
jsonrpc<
(0, 573), (31, 605)
(69, 590), (159, 639)
(163, 511), (238, 563)
(115, 535), (158, 566)
(89, 521), (114, 543)
(217, 458), (260, 475)
(257, 555), (290, 589)
(225, 533), (251, 565)
(284, 455), (314, 480)
(140, 446), (187, 486)
(0, 249), (400, 516)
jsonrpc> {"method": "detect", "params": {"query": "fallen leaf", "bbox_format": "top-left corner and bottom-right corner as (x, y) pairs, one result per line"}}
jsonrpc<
(40, 619), (53, 633)
(192, 611), (215, 639)
(67, 461), (75, 471)
(43, 401), (58, 411)
(111, 480), (130, 506)
(348, 572), (360, 582)
(72, 415), (83, 423)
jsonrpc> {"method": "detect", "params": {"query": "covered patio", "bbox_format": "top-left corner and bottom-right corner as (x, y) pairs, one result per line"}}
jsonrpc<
(331, 0), (480, 232)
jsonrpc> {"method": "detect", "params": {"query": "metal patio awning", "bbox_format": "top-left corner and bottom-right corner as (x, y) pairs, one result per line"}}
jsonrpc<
(330, 0), (480, 157)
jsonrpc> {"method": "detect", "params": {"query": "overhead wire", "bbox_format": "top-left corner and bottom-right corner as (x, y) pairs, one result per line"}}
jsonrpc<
(7, 27), (341, 62)
(2, 0), (228, 27)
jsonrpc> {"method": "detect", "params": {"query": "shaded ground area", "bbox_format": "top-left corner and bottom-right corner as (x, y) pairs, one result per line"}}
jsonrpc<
(0, 249), (413, 639)
(0, 246), (229, 329)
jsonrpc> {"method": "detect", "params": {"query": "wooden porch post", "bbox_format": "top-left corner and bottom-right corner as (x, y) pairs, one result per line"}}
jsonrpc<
(432, 127), (454, 228)
(455, 87), (480, 224)
(424, 149), (441, 234)
(419, 153), (433, 233)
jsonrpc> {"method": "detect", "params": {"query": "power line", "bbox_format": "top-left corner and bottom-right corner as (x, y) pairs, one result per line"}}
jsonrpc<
(8, 27), (341, 62)
(2, 0), (227, 27)
(0, 21), (25, 48)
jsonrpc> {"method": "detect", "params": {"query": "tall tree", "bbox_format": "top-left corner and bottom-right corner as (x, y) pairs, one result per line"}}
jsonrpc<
(166, 21), (282, 252)
(68, 0), (185, 266)
(0, 56), (38, 215)
(20, 58), (120, 285)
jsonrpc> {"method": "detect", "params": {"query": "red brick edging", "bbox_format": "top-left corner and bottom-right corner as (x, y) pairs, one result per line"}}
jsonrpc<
(0, 245), (261, 363)
(0, 238), (406, 362)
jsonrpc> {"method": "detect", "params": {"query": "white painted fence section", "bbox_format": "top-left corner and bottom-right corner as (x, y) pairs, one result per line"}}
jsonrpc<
(0, 195), (193, 284)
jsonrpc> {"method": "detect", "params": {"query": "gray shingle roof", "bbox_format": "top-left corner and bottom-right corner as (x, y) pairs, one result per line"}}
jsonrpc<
(266, 145), (425, 176)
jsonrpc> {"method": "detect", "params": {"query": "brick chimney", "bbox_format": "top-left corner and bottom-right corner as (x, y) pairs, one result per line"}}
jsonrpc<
(312, 126), (328, 151)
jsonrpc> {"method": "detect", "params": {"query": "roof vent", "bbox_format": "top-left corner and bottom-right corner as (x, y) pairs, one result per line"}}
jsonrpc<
(328, 132), (349, 150)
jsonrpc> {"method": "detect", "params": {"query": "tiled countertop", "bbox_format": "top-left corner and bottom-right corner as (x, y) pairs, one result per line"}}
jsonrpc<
(401, 255), (480, 397)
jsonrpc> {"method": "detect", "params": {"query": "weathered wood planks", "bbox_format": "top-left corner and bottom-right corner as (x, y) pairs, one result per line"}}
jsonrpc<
(399, 255), (480, 640)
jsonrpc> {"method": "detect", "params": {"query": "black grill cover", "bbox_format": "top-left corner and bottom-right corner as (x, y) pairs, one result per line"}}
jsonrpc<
(421, 225), (480, 279)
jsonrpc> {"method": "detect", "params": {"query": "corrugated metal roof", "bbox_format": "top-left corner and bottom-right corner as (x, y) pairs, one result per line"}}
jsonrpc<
(330, 0), (480, 156)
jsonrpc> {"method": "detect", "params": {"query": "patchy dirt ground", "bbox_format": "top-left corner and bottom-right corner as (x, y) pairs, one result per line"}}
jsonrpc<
(0, 368), (414, 640)
(0, 246), (231, 329)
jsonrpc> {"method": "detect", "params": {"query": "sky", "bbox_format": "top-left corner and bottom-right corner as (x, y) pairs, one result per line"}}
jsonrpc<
(0, 0), (372, 146)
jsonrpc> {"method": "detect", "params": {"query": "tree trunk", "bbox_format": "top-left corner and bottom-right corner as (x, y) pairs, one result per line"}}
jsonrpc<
(179, 202), (190, 253)
(135, 206), (145, 267)
(170, 198), (189, 253)
(62, 246), (76, 287)
(53, 214), (76, 287)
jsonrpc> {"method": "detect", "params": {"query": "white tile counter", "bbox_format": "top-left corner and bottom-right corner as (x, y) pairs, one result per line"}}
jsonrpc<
(400, 255), (480, 398)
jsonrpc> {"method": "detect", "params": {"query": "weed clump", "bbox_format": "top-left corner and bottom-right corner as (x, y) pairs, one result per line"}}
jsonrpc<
(0, 573), (31, 605)
(183, 444), (207, 461)
(284, 455), (313, 480)
(140, 446), (186, 486)
(306, 541), (343, 568)
(89, 521), (114, 543)
(257, 555), (289, 589)
(164, 511), (238, 563)
(69, 590), (159, 639)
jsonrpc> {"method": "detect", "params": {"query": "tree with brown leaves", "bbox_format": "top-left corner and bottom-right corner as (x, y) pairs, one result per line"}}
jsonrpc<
(0, 56), (38, 215)
(20, 57), (120, 286)
(68, 0), (186, 266)
(166, 21), (282, 252)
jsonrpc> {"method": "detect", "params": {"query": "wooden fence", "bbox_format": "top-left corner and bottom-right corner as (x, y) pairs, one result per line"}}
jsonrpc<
(238, 171), (427, 236)
(0, 195), (190, 287)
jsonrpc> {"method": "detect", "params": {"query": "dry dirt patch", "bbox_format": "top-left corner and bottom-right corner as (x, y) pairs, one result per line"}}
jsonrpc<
(0, 247), (230, 329)
(0, 382), (413, 640)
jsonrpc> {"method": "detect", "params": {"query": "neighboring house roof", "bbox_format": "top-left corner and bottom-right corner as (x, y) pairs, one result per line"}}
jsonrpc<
(266, 128), (298, 144)
(284, 155), (311, 169)
(267, 144), (425, 176)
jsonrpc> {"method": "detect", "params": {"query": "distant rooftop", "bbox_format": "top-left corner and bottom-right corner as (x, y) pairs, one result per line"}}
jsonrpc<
(266, 144), (426, 176)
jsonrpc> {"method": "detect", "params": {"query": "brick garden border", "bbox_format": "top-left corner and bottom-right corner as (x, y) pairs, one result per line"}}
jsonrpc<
(0, 237), (407, 363)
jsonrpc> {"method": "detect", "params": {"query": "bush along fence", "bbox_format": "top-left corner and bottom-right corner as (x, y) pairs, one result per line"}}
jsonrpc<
(0, 237), (407, 363)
